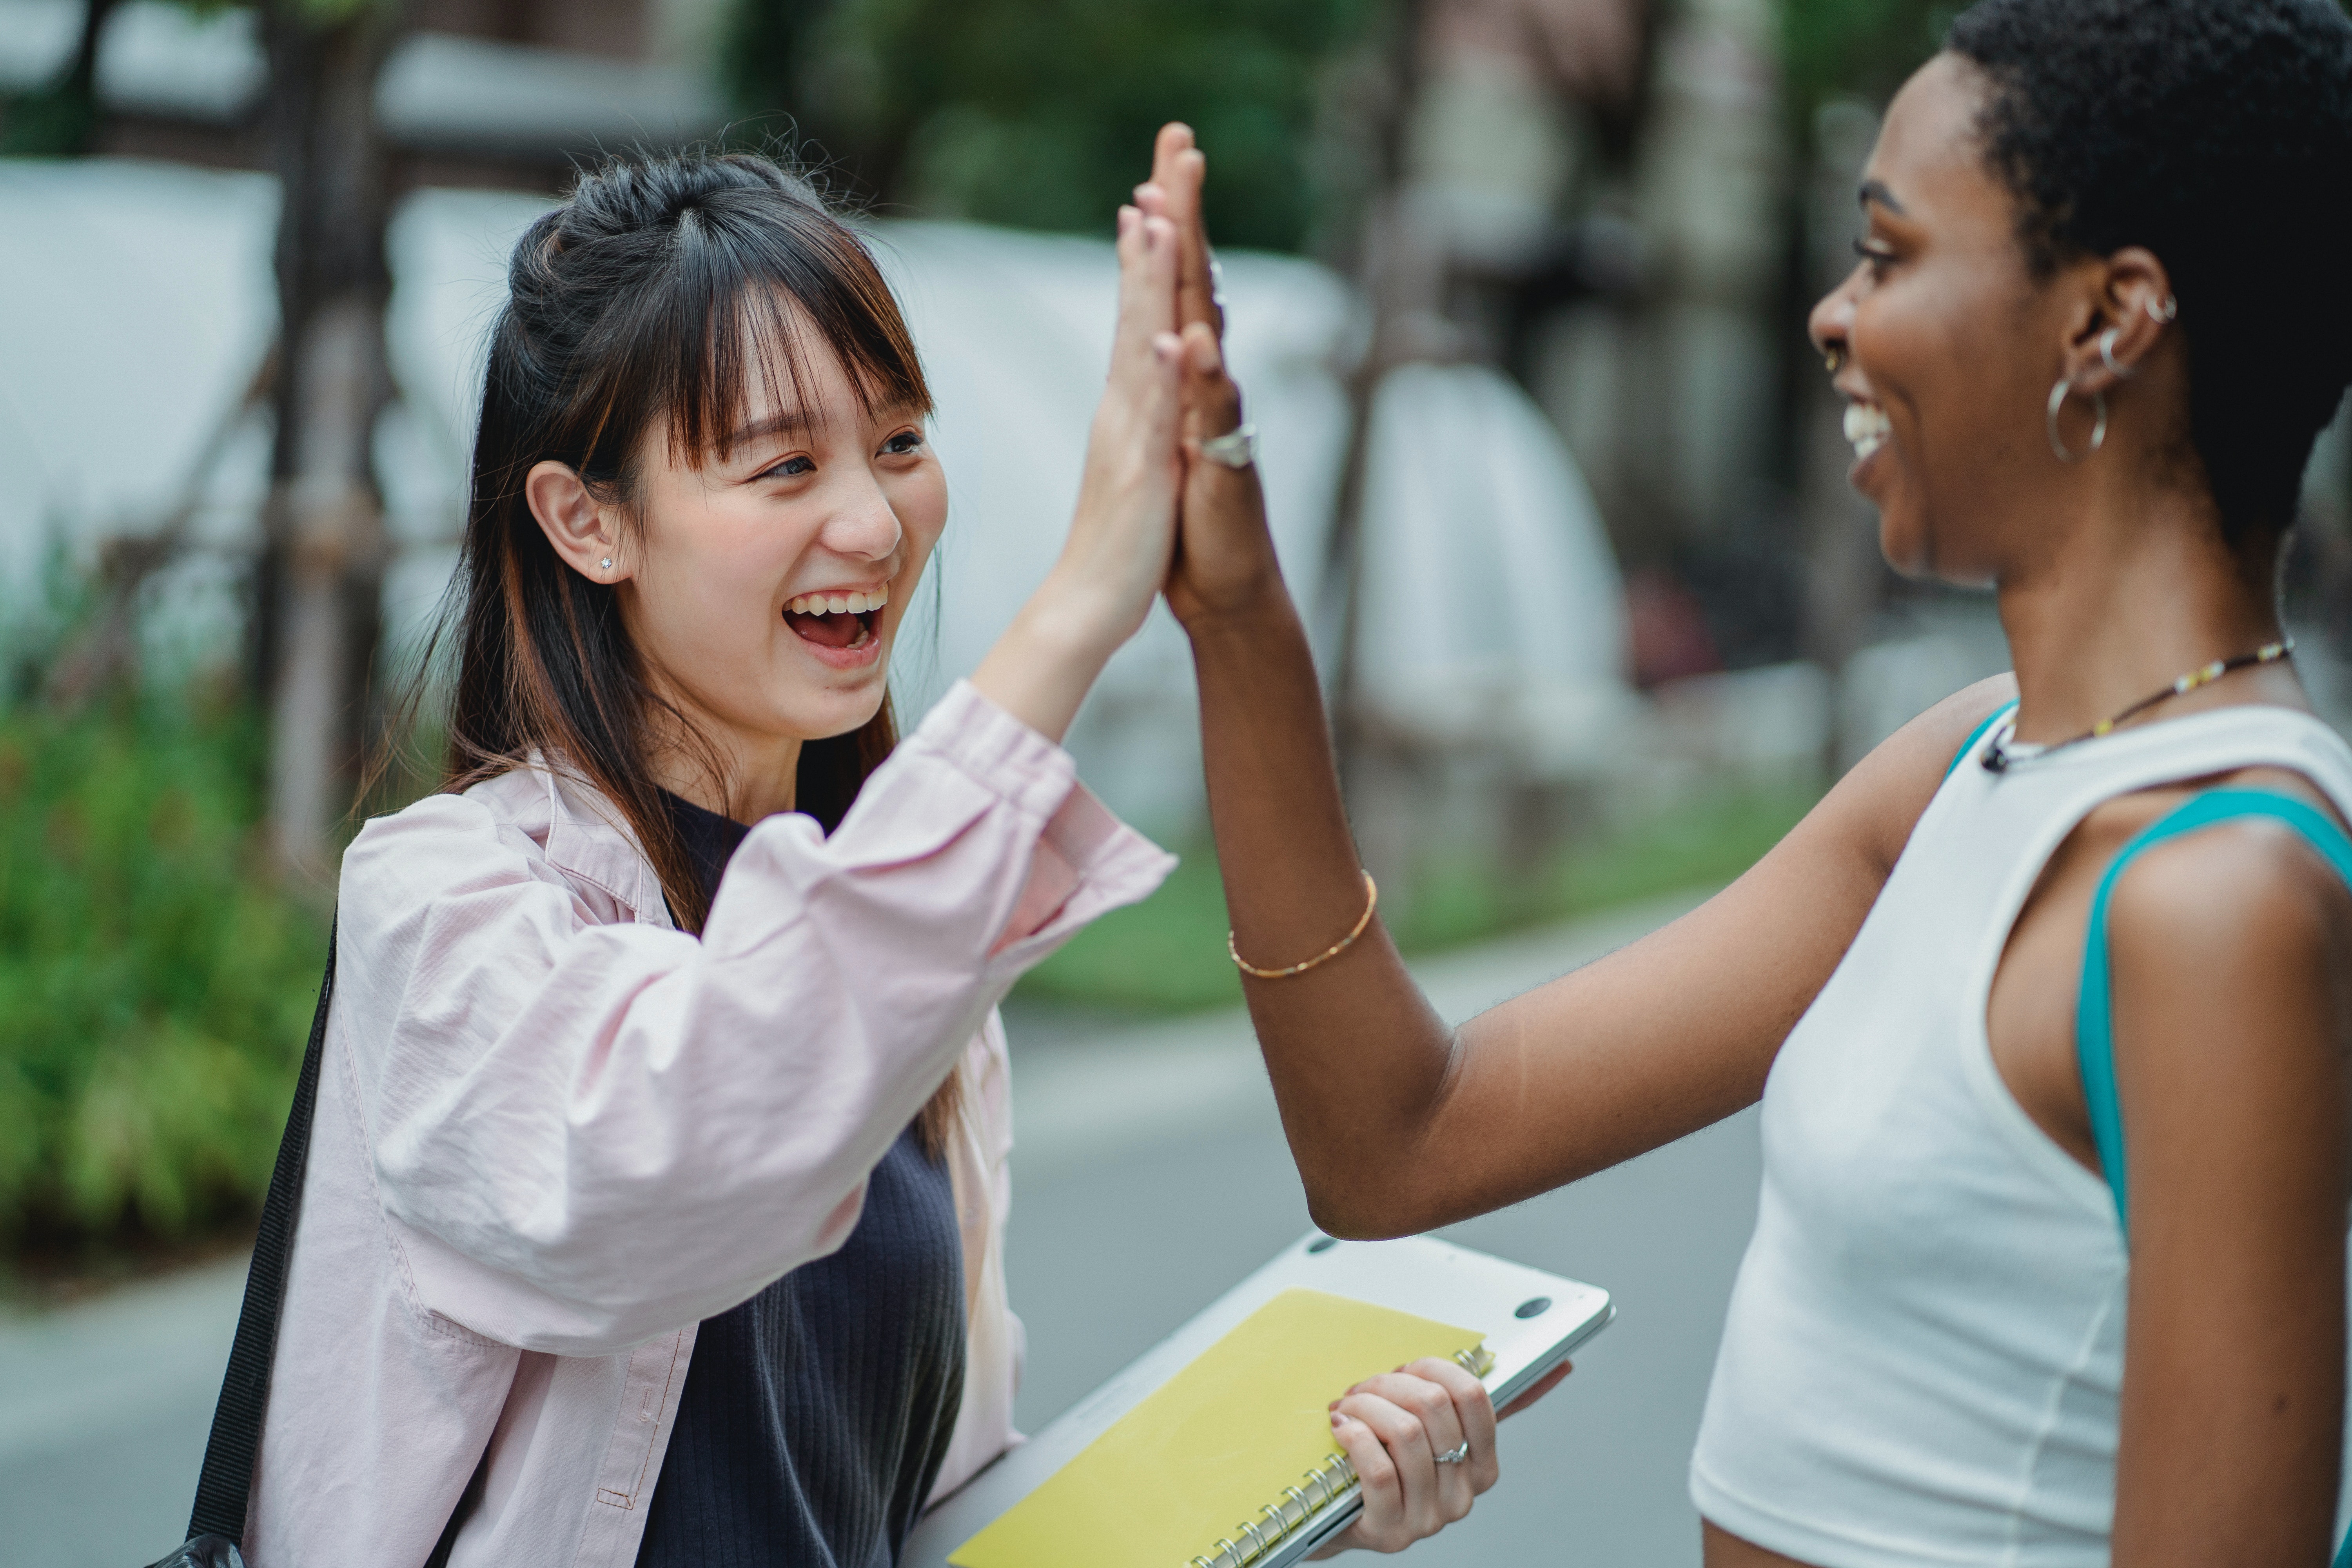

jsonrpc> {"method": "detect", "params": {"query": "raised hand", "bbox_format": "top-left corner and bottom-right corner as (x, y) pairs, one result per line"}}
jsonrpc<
(968, 198), (1185, 740)
(1132, 125), (1289, 632)
(1143, 123), (1224, 346)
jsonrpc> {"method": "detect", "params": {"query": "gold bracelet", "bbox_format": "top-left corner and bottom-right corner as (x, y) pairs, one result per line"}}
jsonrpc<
(1227, 873), (1379, 980)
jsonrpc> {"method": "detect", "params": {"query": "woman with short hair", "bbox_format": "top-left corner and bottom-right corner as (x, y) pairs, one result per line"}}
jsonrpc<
(1154, 0), (2352, 1560)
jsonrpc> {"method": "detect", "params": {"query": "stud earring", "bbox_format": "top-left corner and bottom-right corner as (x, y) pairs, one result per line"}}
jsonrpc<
(600, 557), (613, 572)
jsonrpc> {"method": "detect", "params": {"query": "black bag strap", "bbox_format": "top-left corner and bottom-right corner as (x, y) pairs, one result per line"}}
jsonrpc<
(183, 920), (337, 1545)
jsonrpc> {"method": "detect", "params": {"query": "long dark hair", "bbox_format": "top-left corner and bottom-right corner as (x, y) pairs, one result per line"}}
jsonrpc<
(437, 149), (960, 1153)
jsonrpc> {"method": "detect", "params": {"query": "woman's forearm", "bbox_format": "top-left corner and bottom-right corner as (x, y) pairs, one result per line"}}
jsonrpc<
(1189, 585), (1464, 1235)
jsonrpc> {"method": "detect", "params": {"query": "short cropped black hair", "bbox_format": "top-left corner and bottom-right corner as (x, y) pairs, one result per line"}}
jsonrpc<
(1945, 0), (2352, 545)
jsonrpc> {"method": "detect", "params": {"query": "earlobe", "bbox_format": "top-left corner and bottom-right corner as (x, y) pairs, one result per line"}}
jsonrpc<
(524, 459), (625, 582)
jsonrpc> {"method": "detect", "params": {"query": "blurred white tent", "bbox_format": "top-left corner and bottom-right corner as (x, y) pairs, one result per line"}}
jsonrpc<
(1355, 361), (1633, 777)
(0, 159), (276, 566)
(0, 158), (1637, 837)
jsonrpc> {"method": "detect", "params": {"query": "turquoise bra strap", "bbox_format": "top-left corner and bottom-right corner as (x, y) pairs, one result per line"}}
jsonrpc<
(2074, 788), (2352, 1568)
(2076, 789), (2352, 1234)
(1949, 701), (2020, 778)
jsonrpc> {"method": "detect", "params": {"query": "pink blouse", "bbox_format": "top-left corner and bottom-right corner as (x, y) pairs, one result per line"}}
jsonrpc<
(243, 681), (1174, 1567)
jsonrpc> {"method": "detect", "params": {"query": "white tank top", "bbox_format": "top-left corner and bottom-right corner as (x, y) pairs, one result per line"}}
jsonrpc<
(1690, 702), (2352, 1567)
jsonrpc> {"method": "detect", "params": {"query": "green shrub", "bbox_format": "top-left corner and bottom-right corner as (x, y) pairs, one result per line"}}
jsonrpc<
(0, 688), (327, 1249)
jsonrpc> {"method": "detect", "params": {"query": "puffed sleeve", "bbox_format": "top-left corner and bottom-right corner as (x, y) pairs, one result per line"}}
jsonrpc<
(337, 681), (1172, 1355)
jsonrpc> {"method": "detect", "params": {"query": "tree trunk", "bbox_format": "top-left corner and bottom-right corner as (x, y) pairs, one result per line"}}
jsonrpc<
(252, 1), (402, 882)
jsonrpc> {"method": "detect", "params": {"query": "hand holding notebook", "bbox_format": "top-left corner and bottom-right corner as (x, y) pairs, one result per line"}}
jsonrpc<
(1318, 1336), (1508, 1555)
(906, 1232), (1613, 1568)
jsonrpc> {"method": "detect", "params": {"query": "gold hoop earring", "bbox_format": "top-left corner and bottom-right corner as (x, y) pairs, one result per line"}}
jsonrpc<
(2047, 377), (2107, 463)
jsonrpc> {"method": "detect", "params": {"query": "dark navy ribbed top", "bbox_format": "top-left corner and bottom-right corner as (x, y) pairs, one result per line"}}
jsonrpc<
(635, 791), (967, 1568)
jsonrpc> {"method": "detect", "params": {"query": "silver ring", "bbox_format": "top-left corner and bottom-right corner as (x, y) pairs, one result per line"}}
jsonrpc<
(2046, 377), (2107, 463)
(1434, 1441), (1470, 1465)
(2098, 327), (2136, 380)
(1200, 421), (1257, 470)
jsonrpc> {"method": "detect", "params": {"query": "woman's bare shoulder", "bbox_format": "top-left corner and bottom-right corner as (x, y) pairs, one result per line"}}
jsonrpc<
(1804, 672), (2019, 877)
(2107, 802), (2352, 975)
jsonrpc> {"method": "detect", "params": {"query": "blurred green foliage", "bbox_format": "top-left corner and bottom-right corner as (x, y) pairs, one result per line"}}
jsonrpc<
(1778, 0), (1954, 127)
(0, 83), (100, 157)
(0, 687), (327, 1254)
(1016, 782), (1820, 1014)
(726, 0), (1378, 251)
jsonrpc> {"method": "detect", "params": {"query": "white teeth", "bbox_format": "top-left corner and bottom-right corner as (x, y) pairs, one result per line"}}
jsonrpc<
(1843, 402), (1891, 459)
(787, 587), (889, 615)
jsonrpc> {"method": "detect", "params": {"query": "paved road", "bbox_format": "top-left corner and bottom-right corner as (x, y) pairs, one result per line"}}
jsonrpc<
(0, 888), (1761, 1567)
(0, 1256), (247, 1566)
(1000, 889), (1760, 1567)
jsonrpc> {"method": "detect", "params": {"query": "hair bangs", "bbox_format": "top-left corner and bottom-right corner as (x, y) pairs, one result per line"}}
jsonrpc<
(650, 195), (933, 473)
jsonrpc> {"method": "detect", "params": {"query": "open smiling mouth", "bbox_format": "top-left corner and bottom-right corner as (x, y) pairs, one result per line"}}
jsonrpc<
(784, 586), (887, 651)
(1843, 401), (1891, 461)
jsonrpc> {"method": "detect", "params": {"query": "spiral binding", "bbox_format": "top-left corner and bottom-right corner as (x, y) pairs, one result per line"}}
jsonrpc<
(1183, 1345), (1497, 1568)
(1187, 1451), (1357, 1568)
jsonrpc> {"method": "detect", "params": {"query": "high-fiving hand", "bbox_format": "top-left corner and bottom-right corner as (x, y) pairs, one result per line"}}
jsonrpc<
(1132, 120), (1575, 1556)
(1130, 125), (1290, 633)
(967, 190), (1186, 741)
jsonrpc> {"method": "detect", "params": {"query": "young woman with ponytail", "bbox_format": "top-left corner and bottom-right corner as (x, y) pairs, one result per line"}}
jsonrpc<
(235, 146), (1494, 1568)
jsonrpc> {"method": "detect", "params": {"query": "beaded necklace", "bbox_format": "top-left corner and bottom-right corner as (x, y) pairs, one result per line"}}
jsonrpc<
(1981, 640), (2295, 773)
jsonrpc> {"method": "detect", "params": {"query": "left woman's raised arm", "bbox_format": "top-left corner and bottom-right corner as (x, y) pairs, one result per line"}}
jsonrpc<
(2109, 819), (2352, 1564)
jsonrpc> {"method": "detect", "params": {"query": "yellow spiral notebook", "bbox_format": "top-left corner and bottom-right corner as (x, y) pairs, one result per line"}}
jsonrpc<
(948, 1289), (1487, 1568)
(904, 1232), (1613, 1568)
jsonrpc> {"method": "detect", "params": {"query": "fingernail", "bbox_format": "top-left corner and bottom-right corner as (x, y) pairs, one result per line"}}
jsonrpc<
(1331, 1413), (1345, 1429)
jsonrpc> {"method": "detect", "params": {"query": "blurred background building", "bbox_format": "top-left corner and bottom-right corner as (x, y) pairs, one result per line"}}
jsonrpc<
(2, 1), (2349, 1563)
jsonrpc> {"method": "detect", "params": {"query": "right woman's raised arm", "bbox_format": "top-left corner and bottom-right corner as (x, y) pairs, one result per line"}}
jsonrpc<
(342, 685), (1171, 1356)
(1144, 136), (2003, 1238)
